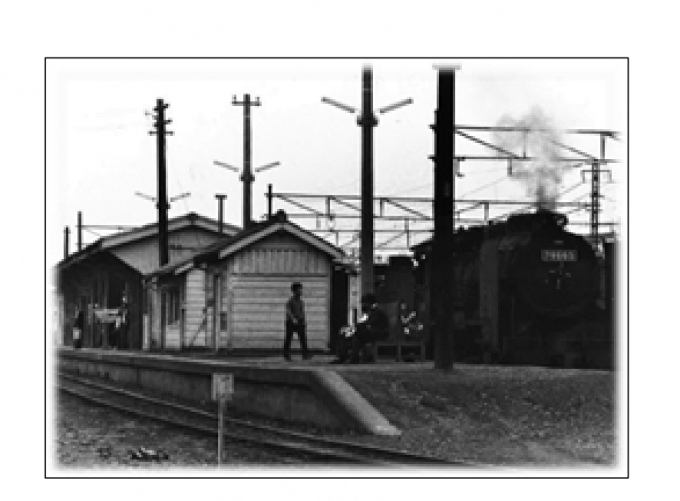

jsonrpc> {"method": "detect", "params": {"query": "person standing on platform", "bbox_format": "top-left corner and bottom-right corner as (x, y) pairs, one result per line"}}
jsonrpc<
(114, 299), (128, 350)
(73, 307), (84, 349)
(284, 282), (311, 361)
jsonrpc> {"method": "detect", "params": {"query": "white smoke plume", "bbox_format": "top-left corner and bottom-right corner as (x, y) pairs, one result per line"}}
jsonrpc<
(493, 107), (565, 211)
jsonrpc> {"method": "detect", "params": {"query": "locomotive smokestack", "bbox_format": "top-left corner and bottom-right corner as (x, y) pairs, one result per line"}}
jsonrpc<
(494, 107), (564, 211)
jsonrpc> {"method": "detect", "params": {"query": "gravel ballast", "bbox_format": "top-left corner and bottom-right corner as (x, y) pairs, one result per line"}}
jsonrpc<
(333, 363), (617, 467)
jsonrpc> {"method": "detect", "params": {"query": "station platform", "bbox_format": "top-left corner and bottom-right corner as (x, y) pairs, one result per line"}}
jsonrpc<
(56, 347), (406, 436)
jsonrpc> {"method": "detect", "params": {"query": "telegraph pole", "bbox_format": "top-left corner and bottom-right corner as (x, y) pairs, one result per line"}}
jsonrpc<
(233, 94), (260, 229)
(431, 66), (458, 371)
(359, 67), (378, 297)
(149, 99), (173, 267)
(215, 96), (279, 229)
(215, 194), (227, 234)
(77, 211), (83, 251)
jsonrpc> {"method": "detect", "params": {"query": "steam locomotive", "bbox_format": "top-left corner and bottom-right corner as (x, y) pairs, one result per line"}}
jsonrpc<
(377, 210), (615, 368)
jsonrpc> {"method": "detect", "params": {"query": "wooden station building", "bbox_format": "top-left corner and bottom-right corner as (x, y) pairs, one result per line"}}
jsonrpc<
(55, 213), (239, 350)
(145, 211), (349, 354)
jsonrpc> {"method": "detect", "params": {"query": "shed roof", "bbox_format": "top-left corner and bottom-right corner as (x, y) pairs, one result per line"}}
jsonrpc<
(147, 211), (344, 279)
(57, 212), (239, 272)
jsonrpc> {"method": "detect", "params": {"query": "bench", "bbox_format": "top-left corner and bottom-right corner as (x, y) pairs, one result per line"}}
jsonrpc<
(370, 302), (426, 362)
(372, 338), (426, 362)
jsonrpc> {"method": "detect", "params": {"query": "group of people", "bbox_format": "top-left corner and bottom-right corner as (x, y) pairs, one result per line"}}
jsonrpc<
(284, 282), (420, 364)
(73, 281), (418, 363)
(72, 301), (128, 350)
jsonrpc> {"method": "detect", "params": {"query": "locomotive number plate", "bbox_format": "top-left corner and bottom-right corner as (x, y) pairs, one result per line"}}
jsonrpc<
(542, 249), (577, 262)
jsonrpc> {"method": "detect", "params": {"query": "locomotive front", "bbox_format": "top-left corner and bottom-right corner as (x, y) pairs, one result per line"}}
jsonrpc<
(504, 211), (599, 319)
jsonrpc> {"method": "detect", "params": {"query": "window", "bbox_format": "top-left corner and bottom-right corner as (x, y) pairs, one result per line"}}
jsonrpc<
(167, 288), (181, 325)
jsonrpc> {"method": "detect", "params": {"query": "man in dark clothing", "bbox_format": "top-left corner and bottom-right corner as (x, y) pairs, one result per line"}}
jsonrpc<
(349, 293), (390, 363)
(284, 282), (311, 360)
(332, 293), (390, 364)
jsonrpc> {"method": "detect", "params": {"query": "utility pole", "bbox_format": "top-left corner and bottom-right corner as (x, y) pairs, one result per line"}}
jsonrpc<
(233, 94), (259, 229)
(148, 99), (173, 267)
(215, 194), (227, 234)
(214, 95), (279, 229)
(322, 65), (412, 298)
(431, 66), (458, 371)
(359, 67), (377, 297)
(64, 227), (70, 259)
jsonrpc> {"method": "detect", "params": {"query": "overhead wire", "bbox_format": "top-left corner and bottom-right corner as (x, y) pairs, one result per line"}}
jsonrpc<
(459, 174), (509, 198)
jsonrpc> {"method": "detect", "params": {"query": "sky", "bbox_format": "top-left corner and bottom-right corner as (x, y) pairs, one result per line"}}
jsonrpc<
(46, 58), (626, 267)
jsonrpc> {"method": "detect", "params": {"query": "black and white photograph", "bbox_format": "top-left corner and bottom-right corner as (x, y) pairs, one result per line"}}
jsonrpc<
(44, 57), (627, 479)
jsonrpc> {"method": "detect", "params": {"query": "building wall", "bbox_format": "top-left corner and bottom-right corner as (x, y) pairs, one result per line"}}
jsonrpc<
(183, 268), (210, 348)
(113, 228), (225, 275)
(58, 254), (144, 349)
(148, 283), (162, 350)
(218, 232), (332, 351)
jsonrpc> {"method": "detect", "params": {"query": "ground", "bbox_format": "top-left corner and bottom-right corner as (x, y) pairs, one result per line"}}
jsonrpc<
(334, 362), (617, 467)
(55, 393), (290, 469)
(57, 350), (619, 469)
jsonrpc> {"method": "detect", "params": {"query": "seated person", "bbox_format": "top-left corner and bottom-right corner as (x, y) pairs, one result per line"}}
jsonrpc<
(332, 293), (390, 364)
(332, 326), (354, 364)
(399, 301), (423, 340)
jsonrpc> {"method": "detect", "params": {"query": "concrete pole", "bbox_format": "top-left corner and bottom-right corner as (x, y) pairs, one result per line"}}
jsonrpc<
(431, 68), (456, 371)
(359, 66), (377, 298)
(233, 94), (261, 229)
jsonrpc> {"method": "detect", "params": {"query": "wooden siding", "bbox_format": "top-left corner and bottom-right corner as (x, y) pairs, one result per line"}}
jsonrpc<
(112, 228), (223, 275)
(220, 232), (334, 350)
(143, 230), (337, 352)
(163, 282), (183, 351)
(230, 232), (328, 275)
(183, 269), (210, 348)
(227, 275), (329, 350)
(149, 287), (162, 349)
(165, 323), (181, 349)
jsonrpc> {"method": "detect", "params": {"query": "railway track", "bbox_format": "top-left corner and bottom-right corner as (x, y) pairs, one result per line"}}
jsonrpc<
(57, 372), (469, 467)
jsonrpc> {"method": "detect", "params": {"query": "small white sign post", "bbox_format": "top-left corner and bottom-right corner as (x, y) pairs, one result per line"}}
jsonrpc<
(211, 373), (234, 466)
